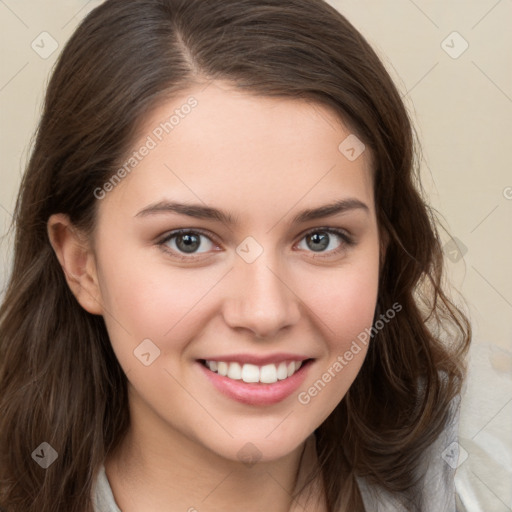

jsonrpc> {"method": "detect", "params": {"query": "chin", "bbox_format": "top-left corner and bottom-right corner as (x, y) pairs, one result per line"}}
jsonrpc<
(198, 424), (314, 465)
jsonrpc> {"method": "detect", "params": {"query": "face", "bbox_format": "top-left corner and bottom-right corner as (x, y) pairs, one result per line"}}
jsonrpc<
(90, 81), (381, 463)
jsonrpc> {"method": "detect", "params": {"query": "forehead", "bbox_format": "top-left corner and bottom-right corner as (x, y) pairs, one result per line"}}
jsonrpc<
(99, 81), (374, 225)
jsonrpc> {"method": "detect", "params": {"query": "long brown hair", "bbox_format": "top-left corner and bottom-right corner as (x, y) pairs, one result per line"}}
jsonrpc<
(0, 0), (471, 510)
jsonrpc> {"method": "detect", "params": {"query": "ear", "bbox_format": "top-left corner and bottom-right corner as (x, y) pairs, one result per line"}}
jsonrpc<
(47, 213), (103, 315)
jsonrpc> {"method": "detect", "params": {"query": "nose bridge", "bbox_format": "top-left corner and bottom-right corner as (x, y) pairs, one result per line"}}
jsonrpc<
(223, 239), (300, 337)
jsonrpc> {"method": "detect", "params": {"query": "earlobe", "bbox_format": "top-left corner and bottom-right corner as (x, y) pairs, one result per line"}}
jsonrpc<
(47, 213), (103, 315)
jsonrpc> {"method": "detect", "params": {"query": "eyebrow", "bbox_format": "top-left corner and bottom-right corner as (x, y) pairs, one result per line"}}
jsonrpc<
(135, 198), (369, 225)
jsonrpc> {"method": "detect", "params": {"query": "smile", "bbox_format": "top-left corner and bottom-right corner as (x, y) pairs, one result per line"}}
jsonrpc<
(202, 359), (303, 384)
(197, 357), (314, 406)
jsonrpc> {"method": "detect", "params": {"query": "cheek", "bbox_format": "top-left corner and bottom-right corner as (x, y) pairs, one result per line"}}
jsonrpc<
(295, 257), (380, 352)
(291, 253), (379, 412)
(95, 241), (243, 384)
(329, 272), (378, 350)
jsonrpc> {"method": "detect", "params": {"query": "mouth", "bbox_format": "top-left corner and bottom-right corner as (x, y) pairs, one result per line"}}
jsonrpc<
(196, 357), (315, 406)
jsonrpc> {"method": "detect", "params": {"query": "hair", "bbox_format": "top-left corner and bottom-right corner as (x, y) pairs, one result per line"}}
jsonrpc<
(0, 0), (471, 510)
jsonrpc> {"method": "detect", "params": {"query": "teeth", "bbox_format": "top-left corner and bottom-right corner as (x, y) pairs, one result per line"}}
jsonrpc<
(241, 364), (260, 383)
(260, 364), (277, 384)
(277, 362), (288, 380)
(205, 359), (305, 384)
(227, 362), (242, 380)
(217, 361), (228, 376)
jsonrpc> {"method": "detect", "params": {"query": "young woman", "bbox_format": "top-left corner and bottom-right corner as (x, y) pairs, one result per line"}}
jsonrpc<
(0, 0), (471, 511)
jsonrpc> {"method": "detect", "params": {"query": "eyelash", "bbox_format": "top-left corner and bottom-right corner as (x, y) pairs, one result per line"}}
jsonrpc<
(157, 227), (355, 262)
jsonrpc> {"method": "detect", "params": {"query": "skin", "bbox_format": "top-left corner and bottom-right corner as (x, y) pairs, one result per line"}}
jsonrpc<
(47, 81), (383, 512)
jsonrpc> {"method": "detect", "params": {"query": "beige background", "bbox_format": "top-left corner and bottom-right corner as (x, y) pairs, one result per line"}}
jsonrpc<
(1, 1), (511, 510)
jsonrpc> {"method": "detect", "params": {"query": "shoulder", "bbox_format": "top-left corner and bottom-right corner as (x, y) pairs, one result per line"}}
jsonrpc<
(356, 393), (462, 512)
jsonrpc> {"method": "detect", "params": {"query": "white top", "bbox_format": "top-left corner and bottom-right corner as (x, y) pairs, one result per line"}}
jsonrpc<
(92, 400), (462, 511)
(92, 464), (122, 512)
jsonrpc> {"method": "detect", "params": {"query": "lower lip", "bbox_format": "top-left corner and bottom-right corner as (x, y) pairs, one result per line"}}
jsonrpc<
(197, 360), (313, 406)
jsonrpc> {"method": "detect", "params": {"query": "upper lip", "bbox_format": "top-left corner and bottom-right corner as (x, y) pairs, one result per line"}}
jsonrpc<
(198, 353), (313, 366)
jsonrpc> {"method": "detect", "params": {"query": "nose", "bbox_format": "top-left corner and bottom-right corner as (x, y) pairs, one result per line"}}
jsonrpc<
(222, 251), (301, 339)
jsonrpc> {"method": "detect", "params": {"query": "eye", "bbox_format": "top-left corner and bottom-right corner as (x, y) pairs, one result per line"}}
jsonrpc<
(157, 227), (355, 262)
(296, 227), (354, 257)
(158, 229), (218, 260)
